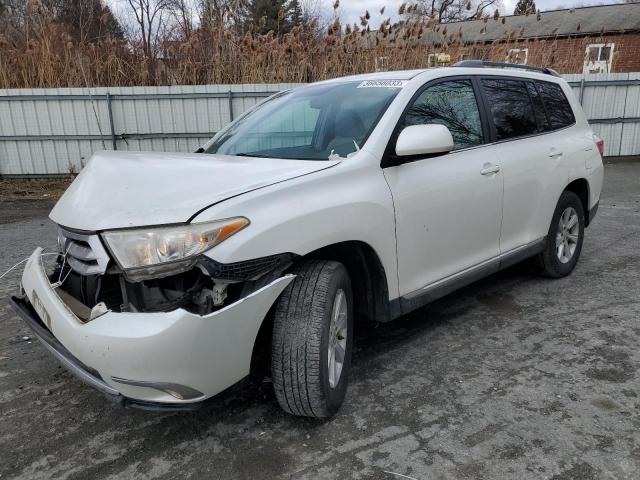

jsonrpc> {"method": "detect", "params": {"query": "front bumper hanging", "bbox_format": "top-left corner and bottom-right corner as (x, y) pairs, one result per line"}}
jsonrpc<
(10, 248), (294, 410)
(10, 296), (194, 411)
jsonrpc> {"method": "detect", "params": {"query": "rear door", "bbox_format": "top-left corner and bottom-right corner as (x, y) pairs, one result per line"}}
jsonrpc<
(479, 77), (569, 254)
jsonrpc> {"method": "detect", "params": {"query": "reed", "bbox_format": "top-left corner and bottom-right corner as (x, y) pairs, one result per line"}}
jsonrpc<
(0, 2), (604, 88)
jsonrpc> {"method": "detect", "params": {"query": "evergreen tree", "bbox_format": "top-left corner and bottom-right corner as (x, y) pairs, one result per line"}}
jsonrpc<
(287, 0), (304, 27)
(513, 0), (536, 15)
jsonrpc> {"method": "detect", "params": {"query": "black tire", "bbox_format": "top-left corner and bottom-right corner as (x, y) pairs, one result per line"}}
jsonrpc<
(535, 190), (585, 278)
(271, 260), (353, 418)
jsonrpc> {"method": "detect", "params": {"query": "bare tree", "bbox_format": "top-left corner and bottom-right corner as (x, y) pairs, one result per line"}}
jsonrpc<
(408, 0), (502, 23)
(169, 0), (195, 38)
(124, 0), (172, 58)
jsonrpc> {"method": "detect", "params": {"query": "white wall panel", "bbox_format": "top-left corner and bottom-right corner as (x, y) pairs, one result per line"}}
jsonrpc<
(0, 77), (638, 175)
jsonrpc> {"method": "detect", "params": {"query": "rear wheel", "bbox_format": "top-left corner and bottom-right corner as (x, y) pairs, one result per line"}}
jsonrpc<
(271, 260), (353, 418)
(536, 190), (585, 278)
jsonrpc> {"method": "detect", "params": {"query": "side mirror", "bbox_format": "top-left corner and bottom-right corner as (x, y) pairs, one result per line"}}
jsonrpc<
(395, 124), (454, 157)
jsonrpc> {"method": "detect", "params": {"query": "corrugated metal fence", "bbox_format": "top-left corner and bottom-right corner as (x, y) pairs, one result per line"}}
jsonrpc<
(0, 75), (638, 175)
(565, 73), (640, 157)
(0, 83), (299, 175)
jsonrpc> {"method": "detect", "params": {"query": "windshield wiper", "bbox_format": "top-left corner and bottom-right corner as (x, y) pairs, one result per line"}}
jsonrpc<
(233, 153), (280, 158)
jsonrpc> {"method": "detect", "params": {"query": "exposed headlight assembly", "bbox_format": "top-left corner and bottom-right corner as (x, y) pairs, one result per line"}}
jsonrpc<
(101, 217), (249, 281)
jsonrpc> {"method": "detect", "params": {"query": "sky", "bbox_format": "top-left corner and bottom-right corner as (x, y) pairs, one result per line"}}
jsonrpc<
(334, 0), (625, 27)
(107, 0), (625, 31)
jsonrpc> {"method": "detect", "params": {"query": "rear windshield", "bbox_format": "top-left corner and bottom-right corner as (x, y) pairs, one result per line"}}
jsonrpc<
(205, 82), (399, 160)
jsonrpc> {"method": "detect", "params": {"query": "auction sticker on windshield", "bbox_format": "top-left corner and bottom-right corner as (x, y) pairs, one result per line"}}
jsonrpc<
(357, 80), (408, 88)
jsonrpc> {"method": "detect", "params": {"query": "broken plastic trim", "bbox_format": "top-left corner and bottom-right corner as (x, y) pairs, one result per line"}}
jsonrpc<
(110, 377), (204, 400)
(117, 252), (296, 284)
(197, 253), (296, 282)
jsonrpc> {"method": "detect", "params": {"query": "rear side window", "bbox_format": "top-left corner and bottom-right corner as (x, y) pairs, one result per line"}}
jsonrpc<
(400, 79), (483, 150)
(536, 81), (575, 130)
(481, 78), (538, 140)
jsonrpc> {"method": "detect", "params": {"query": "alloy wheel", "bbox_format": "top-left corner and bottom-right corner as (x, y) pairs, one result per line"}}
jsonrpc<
(556, 206), (580, 263)
(328, 289), (348, 389)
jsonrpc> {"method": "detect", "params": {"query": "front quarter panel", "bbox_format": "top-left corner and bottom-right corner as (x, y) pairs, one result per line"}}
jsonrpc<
(192, 154), (400, 300)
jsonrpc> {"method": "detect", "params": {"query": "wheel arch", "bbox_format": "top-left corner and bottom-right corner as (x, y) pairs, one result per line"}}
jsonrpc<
(300, 240), (392, 324)
(249, 240), (392, 376)
(564, 178), (591, 226)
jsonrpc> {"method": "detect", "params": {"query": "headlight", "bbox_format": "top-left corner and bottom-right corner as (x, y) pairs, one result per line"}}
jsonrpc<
(101, 217), (249, 280)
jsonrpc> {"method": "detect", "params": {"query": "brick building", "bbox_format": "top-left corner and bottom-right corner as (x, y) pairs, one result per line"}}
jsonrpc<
(422, 3), (640, 74)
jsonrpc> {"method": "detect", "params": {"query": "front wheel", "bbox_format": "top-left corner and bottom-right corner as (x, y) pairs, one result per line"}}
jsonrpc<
(271, 260), (353, 418)
(535, 190), (585, 278)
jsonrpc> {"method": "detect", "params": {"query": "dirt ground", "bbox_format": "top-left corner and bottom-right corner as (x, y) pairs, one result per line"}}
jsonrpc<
(0, 177), (73, 202)
(0, 163), (639, 480)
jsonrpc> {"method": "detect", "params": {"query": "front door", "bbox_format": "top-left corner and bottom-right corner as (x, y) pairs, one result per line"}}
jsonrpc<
(383, 78), (503, 297)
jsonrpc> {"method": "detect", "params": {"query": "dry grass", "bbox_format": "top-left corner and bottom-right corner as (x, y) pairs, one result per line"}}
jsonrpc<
(0, 177), (73, 201)
(0, 2), (602, 88)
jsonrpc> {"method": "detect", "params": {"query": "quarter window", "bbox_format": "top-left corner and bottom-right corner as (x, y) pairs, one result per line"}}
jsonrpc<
(481, 78), (538, 140)
(400, 79), (483, 150)
(536, 81), (575, 130)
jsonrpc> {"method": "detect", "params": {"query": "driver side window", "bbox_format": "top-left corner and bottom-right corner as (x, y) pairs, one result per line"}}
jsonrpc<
(400, 79), (483, 150)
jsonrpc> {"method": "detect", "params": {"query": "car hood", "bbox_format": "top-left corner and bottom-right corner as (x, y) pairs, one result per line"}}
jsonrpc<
(50, 151), (340, 231)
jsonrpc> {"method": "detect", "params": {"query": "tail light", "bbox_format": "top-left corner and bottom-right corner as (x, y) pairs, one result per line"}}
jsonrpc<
(595, 137), (605, 159)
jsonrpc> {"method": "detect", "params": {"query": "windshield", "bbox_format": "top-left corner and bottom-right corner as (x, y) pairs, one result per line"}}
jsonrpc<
(205, 82), (400, 160)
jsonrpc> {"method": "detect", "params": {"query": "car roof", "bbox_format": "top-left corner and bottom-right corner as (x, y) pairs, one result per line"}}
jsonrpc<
(315, 69), (426, 84)
(313, 66), (564, 87)
(437, 66), (565, 83)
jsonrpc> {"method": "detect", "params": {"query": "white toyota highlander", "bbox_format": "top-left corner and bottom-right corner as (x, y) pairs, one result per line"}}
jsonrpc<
(10, 61), (604, 417)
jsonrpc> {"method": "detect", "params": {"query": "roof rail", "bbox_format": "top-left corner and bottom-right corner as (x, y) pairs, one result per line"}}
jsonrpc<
(452, 60), (560, 77)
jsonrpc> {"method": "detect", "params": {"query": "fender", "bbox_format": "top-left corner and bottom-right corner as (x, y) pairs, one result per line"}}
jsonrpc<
(192, 153), (401, 301)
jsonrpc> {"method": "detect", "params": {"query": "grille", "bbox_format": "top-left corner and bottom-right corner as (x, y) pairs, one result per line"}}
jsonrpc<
(58, 228), (110, 276)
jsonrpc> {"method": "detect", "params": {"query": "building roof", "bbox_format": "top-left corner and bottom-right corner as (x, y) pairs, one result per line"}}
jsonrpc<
(421, 3), (640, 44)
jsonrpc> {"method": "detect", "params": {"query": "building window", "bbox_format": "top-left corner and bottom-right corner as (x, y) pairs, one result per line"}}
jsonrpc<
(584, 43), (614, 74)
(375, 56), (388, 72)
(427, 53), (452, 68)
(506, 48), (528, 65)
(460, 47), (490, 61)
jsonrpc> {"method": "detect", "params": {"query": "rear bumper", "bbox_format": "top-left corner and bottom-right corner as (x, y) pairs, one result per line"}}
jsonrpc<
(10, 248), (294, 409)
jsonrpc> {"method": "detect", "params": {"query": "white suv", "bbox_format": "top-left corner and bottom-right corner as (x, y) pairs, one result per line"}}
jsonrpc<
(11, 62), (604, 417)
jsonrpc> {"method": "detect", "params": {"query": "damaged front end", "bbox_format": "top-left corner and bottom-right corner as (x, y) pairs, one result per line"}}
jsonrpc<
(55, 226), (295, 318)
(11, 225), (296, 409)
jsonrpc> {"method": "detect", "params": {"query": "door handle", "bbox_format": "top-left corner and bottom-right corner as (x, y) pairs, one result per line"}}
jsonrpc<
(480, 164), (500, 175)
(548, 150), (563, 158)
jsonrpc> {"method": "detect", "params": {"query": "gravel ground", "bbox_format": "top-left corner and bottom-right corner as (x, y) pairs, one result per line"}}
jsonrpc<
(0, 163), (639, 480)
